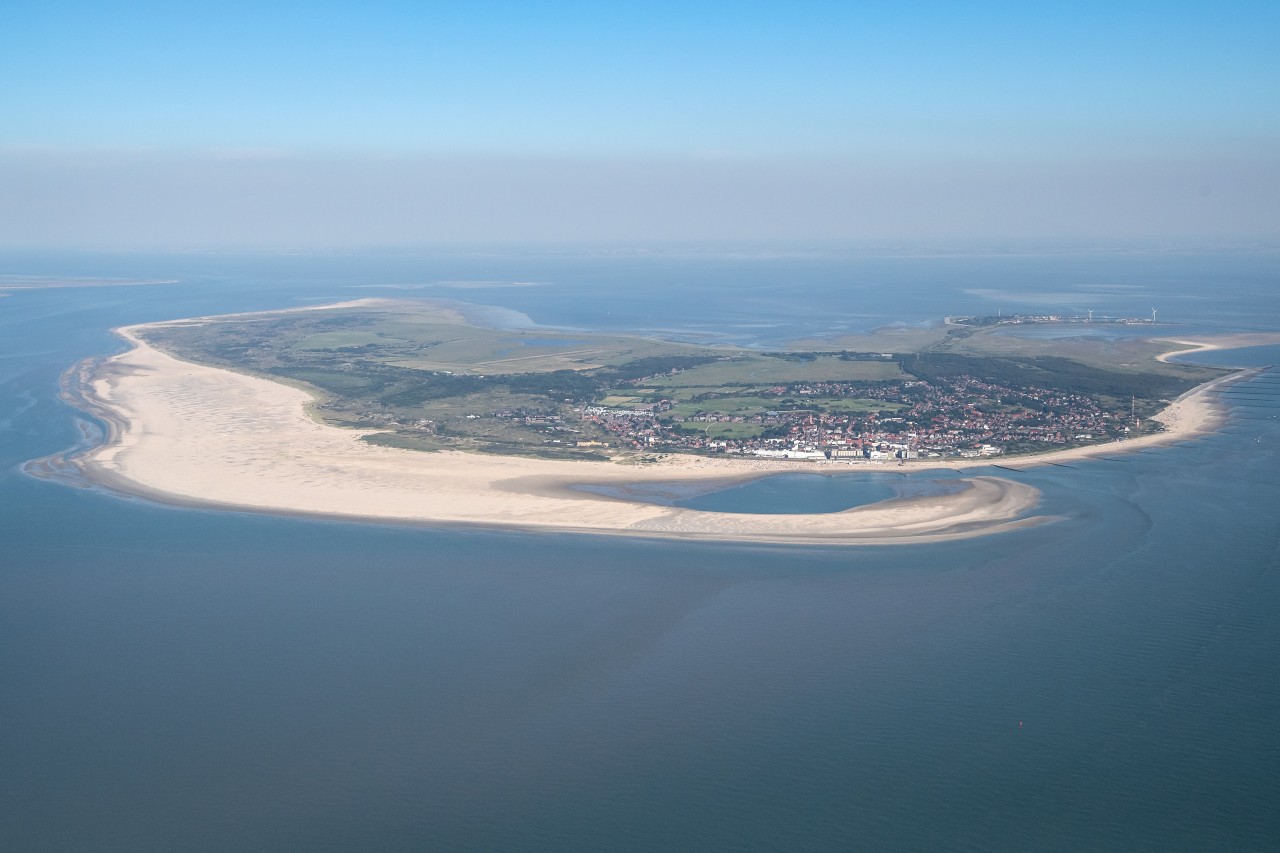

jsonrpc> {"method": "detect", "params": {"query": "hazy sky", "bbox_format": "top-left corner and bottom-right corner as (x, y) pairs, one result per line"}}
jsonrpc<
(3, 1), (1278, 248)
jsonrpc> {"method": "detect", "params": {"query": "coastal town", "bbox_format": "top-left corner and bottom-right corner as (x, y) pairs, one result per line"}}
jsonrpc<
(490, 372), (1145, 461)
(949, 311), (1161, 327)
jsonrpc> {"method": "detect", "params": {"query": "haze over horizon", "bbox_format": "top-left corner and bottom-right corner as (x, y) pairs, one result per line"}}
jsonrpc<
(4, 1), (1278, 249)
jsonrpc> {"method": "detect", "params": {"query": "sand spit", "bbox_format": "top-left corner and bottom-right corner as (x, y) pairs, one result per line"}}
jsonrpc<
(1154, 333), (1280, 364)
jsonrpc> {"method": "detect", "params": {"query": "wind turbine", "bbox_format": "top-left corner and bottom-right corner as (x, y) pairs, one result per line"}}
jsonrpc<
(1151, 307), (1158, 323)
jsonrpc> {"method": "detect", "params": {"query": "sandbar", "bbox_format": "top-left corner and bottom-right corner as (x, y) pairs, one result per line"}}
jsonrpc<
(1154, 333), (1280, 364)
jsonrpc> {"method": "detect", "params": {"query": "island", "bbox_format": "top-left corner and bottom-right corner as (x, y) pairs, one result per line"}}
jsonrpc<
(41, 299), (1262, 545)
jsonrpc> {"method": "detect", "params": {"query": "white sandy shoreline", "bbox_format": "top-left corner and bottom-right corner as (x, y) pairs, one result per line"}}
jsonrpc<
(39, 319), (1265, 545)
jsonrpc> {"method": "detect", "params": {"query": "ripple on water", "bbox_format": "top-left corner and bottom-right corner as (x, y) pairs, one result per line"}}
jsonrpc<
(577, 470), (968, 515)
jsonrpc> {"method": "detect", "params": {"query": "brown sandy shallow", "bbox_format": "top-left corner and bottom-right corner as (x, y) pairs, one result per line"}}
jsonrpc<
(1154, 333), (1280, 364)
(33, 315), (1263, 545)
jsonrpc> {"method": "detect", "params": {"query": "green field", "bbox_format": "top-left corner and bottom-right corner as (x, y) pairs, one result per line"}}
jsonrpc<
(669, 396), (790, 417)
(290, 330), (403, 350)
(820, 398), (907, 413)
(646, 355), (905, 389)
(669, 394), (904, 419)
(680, 422), (765, 439)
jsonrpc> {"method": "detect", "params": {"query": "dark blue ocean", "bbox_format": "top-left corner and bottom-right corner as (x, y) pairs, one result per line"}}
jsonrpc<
(2, 249), (1278, 851)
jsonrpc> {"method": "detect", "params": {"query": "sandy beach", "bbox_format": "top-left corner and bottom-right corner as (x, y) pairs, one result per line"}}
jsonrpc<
(48, 320), (1258, 545)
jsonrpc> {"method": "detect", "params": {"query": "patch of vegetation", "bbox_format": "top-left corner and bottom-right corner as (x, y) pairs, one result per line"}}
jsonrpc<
(595, 354), (722, 382)
(362, 432), (449, 452)
(646, 355), (905, 389)
(898, 353), (1211, 399)
(677, 422), (765, 439)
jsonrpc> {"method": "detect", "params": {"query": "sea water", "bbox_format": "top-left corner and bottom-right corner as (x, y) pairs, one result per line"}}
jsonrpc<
(1, 248), (1278, 851)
